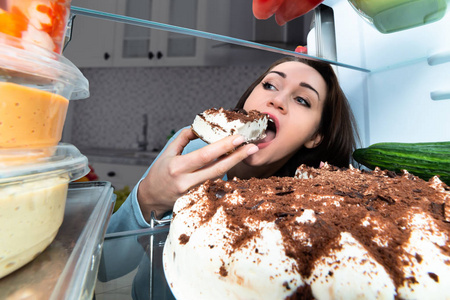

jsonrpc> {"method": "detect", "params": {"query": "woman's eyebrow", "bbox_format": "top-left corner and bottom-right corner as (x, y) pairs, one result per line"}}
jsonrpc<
(268, 70), (286, 78)
(300, 82), (320, 100)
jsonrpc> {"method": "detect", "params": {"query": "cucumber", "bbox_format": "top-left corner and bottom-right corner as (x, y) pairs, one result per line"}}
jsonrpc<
(352, 141), (450, 185)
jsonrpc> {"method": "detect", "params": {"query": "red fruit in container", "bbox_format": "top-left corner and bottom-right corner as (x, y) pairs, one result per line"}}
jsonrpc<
(0, 0), (72, 54)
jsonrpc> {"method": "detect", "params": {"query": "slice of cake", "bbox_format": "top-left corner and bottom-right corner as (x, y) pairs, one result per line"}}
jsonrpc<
(191, 107), (269, 144)
(163, 163), (450, 300)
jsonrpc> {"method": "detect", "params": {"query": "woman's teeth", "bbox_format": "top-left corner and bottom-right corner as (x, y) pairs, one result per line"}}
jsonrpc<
(268, 118), (276, 133)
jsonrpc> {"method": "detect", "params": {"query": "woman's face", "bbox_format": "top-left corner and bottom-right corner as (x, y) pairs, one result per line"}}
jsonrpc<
(243, 61), (327, 169)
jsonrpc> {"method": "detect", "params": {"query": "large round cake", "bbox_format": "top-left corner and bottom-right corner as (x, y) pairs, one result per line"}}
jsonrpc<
(163, 163), (450, 299)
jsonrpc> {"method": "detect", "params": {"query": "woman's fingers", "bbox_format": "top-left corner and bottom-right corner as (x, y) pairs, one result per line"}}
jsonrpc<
(178, 134), (250, 173)
(252, 0), (323, 26)
(170, 142), (258, 192)
(252, 0), (284, 19)
(275, 0), (322, 25)
(162, 132), (259, 192)
(188, 143), (258, 184)
(138, 129), (259, 220)
(164, 128), (198, 156)
(162, 128), (250, 177)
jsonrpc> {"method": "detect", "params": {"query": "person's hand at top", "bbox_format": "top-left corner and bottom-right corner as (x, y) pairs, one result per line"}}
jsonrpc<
(252, 0), (324, 26)
(137, 128), (259, 221)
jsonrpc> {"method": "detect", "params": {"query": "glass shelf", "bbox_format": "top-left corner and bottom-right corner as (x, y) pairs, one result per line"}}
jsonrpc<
(69, 1), (450, 73)
(70, 6), (370, 72)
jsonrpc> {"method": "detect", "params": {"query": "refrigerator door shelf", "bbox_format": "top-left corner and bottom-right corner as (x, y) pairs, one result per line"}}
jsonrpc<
(0, 181), (115, 300)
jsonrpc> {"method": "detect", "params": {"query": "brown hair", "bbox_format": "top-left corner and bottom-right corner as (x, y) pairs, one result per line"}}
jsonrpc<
(235, 56), (359, 176)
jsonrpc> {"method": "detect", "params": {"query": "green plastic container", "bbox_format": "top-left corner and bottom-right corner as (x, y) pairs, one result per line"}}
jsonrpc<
(348, 0), (448, 33)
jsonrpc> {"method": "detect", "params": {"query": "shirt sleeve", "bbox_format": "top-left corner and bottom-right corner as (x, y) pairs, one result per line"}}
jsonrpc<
(107, 126), (209, 233)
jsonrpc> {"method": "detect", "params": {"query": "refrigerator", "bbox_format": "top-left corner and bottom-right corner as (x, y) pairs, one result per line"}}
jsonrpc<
(67, 1), (450, 299)
(319, 0), (450, 147)
(3, 1), (448, 299)
(68, 0), (450, 299)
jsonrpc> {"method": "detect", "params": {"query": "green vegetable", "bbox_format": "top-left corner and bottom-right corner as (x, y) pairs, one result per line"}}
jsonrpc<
(113, 185), (131, 212)
(352, 141), (450, 185)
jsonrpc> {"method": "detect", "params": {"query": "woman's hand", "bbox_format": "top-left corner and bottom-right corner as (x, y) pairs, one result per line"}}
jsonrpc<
(252, 0), (323, 26)
(137, 128), (259, 221)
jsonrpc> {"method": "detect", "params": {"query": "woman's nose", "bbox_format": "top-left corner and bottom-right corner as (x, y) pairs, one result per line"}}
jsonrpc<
(268, 94), (288, 113)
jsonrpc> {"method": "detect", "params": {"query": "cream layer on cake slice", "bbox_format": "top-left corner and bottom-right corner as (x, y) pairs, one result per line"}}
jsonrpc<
(191, 107), (269, 144)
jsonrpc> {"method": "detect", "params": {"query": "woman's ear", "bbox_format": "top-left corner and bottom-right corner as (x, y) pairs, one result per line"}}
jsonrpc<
(304, 133), (323, 149)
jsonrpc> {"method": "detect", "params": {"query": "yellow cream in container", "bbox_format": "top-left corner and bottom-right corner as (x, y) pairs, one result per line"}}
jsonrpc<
(0, 32), (89, 149)
(0, 83), (69, 148)
(0, 143), (89, 279)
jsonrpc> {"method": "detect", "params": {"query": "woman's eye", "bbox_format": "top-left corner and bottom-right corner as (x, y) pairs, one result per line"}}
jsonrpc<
(262, 82), (276, 90)
(295, 96), (310, 108)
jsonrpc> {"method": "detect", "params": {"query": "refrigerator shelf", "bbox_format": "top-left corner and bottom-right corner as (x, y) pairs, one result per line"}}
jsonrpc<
(69, 3), (450, 73)
(69, 6), (370, 73)
(0, 181), (115, 300)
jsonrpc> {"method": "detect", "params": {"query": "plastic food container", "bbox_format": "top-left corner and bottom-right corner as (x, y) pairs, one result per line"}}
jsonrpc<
(0, 33), (89, 149)
(0, 143), (89, 279)
(0, 0), (72, 54)
(348, 0), (448, 34)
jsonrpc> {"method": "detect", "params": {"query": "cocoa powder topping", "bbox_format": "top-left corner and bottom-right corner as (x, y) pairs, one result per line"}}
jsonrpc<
(178, 164), (450, 290)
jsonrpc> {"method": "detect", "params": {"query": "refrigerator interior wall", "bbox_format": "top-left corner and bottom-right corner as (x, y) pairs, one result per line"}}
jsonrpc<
(327, 0), (450, 147)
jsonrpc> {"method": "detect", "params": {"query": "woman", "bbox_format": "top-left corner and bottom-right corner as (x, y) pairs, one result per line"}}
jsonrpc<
(107, 56), (359, 232)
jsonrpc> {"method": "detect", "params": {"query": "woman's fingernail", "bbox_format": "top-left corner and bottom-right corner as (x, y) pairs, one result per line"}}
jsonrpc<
(232, 136), (245, 146)
(247, 145), (259, 155)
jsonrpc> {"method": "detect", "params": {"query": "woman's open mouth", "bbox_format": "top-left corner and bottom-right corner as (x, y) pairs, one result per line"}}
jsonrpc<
(257, 116), (277, 148)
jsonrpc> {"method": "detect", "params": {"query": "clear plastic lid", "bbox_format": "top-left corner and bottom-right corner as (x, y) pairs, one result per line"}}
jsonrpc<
(0, 143), (89, 184)
(0, 32), (89, 100)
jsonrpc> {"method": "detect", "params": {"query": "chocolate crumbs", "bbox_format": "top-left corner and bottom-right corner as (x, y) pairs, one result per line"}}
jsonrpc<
(179, 234), (190, 245)
(173, 164), (450, 295)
